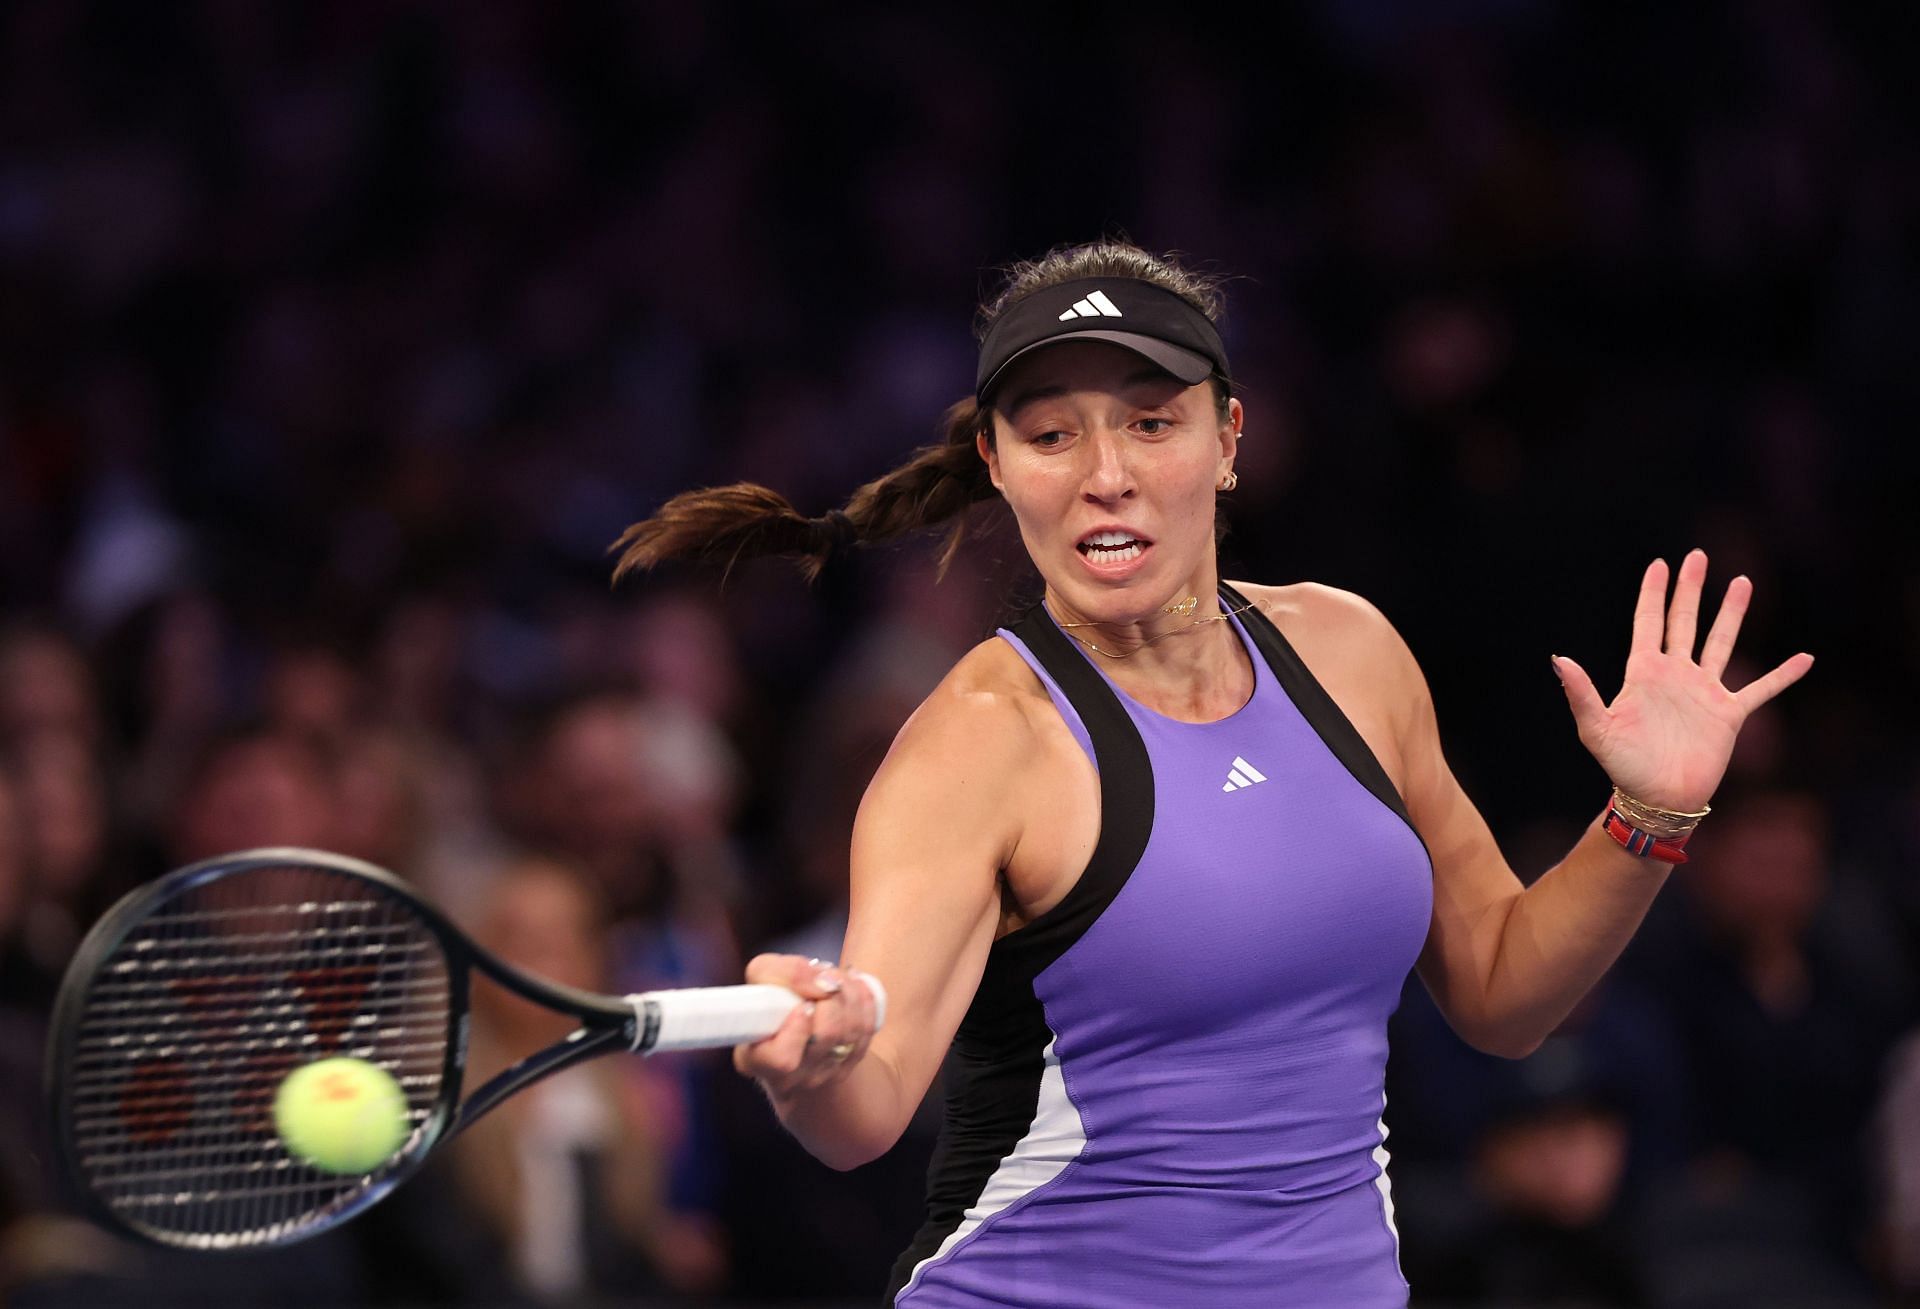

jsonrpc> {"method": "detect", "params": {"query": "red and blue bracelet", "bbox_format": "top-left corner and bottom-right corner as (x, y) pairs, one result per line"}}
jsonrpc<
(1601, 804), (1694, 864)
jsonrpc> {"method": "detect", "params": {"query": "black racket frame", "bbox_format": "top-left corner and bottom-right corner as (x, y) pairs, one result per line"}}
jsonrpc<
(47, 846), (650, 1249)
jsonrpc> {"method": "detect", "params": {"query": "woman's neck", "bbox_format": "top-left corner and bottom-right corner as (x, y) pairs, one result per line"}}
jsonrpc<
(1045, 584), (1256, 722)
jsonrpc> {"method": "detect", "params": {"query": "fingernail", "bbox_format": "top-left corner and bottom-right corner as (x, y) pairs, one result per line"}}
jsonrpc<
(816, 968), (844, 995)
(803, 1001), (817, 1016)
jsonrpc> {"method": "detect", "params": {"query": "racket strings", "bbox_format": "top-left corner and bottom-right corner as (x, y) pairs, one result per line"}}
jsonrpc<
(66, 864), (452, 1248)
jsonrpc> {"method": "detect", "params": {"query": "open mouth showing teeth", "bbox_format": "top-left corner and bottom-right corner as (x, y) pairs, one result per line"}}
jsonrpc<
(1078, 530), (1149, 562)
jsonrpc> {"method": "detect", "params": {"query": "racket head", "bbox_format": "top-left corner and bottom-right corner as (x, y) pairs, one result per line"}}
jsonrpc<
(47, 847), (469, 1250)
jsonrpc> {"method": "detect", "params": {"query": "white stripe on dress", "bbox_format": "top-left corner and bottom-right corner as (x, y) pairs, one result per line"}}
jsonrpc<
(1371, 1090), (1405, 1282)
(897, 1036), (1087, 1302)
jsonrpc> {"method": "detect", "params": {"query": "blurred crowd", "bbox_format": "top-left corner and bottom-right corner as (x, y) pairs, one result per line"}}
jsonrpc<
(2, 2), (1917, 1306)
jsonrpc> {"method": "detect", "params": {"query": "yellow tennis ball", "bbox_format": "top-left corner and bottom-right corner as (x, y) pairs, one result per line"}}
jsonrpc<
(273, 1057), (409, 1175)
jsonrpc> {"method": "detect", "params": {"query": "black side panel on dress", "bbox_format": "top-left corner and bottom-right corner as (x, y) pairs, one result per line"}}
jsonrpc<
(1220, 580), (1417, 828)
(885, 603), (1155, 1304)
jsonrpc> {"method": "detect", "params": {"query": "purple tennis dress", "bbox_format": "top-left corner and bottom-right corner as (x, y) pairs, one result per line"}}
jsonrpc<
(886, 584), (1434, 1307)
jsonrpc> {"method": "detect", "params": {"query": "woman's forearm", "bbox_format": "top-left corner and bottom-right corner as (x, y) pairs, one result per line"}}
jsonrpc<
(764, 1047), (917, 1171)
(1476, 547), (1811, 1053)
(1475, 814), (1673, 1056)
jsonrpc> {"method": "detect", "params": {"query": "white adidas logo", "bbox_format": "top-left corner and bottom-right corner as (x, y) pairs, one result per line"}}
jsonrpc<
(1058, 290), (1124, 321)
(1221, 756), (1267, 792)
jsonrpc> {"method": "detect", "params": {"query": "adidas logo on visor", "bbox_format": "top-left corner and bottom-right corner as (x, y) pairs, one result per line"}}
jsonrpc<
(1057, 290), (1124, 321)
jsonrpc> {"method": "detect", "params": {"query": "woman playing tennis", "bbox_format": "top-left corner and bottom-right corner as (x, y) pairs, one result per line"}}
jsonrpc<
(612, 241), (1813, 1306)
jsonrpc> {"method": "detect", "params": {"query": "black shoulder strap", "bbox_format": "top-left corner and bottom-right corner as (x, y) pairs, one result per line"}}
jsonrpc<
(978, 602), (1155, 990)
(1220, 581), (1415, 828)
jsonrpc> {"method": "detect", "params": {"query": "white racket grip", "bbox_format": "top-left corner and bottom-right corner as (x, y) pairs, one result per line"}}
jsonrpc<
(630, 985), (799, 1053)
(628, 974), (888, 1054)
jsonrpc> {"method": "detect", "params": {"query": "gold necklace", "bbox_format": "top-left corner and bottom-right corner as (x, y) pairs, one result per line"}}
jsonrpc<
(1056, 595), (1259, 659)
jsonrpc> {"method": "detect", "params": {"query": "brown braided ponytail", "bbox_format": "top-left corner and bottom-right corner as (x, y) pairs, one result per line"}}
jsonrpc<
(609, 239), (1228, 585)
(609, 396), (994, 585)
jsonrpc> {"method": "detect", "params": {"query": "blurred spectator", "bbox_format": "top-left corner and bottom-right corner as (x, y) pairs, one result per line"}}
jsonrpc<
(0, 625), (101, 752)
(1392, 974), (1688, 1307)
(169, 726), (342, 865)
(1421, 1043), (1646, 1307)
(92, 591), (231, 834)
(495, 690), (743, 1273)
(0, 622), (121, 1010)
(331, 724), (432, 872)
(503, 689), (741, 966)
(1622, 786), (1911, 1299)
(371, 596), (471, 735)
(378, 855), (714, 1303)
(262, 640), (366, 750)
(507, 692), (678, 914)
(1470, 1095), (1640, 1305)
(716, 610), (948, 1300)
(1, 734), (116, 1008)
(622, 589), (749, 729)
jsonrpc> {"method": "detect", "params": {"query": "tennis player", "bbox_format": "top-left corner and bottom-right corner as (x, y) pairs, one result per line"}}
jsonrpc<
(611, 241), (1813, 1306)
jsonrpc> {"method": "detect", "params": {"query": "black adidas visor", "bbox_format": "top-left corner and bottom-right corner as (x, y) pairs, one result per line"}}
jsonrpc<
(975, 277), (1230, 408)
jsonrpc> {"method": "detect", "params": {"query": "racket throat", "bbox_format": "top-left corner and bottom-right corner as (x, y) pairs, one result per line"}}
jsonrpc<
(628, 996), (661, 1053)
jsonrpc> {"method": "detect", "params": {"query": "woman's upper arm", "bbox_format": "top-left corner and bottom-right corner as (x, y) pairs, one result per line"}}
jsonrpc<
(837, 671), (1032, 1113)
(1383, 617), (1529, 1040)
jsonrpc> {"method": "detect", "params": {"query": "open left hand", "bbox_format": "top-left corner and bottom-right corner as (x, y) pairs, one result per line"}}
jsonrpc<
(1550, 549), (1814, 812)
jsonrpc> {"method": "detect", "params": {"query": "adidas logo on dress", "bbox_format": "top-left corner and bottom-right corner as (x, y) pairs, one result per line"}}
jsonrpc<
(1058, 290), (1124, 321)
(1221, 756), (1267, 792)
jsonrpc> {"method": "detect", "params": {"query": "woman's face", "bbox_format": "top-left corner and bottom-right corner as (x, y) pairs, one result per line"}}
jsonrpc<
(980, 341), (1240, 627)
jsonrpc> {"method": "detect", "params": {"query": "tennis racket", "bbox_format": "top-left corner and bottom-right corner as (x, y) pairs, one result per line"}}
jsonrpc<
(46, 846), (878, 1252)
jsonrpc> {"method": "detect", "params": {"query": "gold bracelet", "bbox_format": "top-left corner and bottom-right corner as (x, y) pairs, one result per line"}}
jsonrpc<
(1610, 787), (1711, 821)
(1610, 786), (1709, 839)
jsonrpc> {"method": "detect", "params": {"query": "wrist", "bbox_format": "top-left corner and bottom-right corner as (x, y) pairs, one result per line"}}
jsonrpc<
(1609, 785), (1708, 837)
(759, 1072), (809, 1117)
(1600, 801), (1695, 865)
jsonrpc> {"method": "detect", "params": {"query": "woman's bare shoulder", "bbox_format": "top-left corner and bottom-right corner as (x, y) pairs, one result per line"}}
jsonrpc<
(888, 635), (1061, 765)
(1227, 579), (1430, 752)
(1228, 579), (1407, 657)
(1230, 578), (1379, 629)
(1226, 578), (1429, 715)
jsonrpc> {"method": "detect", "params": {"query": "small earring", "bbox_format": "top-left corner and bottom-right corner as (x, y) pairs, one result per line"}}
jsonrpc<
(1217, 470), (1239, 492)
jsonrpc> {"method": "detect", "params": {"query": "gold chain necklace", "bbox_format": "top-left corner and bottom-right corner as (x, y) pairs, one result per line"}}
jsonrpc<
(1056, 595), (1259, 659)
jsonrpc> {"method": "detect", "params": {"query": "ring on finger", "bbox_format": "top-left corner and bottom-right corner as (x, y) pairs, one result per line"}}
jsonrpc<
(828, 1041), (855, 1061)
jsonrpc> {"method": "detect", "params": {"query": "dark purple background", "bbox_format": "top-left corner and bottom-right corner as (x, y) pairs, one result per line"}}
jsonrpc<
(2, 3), (1916, 1305)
